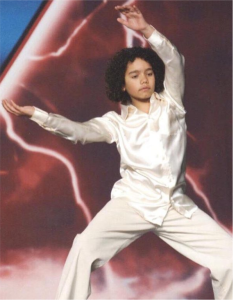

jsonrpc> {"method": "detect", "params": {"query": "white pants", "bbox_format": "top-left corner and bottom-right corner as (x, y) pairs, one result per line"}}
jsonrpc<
(55, 198), (232, 300)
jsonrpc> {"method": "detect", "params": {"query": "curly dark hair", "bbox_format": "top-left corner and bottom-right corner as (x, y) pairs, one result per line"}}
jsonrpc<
(105, 47), (165, 105)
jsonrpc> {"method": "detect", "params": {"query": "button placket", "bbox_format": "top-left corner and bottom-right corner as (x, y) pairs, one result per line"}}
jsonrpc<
(161, 154), (173, 187)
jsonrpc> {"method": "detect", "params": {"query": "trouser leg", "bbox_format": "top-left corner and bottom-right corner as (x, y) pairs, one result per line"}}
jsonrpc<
(55, 198), (153, 300)
(154, 207), (232, 300)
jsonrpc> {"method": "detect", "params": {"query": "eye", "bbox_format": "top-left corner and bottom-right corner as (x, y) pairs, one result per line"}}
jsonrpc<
(147, 72), (153, 76)
(131, 75), (138, 79)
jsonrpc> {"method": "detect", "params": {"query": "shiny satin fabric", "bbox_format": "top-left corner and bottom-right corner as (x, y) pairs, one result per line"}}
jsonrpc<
(30, 28), (198, 225)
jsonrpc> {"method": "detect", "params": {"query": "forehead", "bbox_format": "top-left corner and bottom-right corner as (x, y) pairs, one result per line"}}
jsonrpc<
(126, 58), (152, 72)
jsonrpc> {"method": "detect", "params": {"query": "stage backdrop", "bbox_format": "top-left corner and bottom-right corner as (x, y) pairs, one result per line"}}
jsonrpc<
(0, 1), (231, 299)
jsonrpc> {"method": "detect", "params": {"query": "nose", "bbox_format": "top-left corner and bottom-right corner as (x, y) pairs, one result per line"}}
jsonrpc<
(141, 74), (148, 84)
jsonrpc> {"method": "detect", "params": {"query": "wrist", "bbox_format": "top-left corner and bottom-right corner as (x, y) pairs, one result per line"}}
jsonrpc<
(140, 24), (154, 39)
(27, 106), (35, 117)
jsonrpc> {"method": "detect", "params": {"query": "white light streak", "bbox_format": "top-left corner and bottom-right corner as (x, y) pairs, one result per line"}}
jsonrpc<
(186, 172), (231, 235)
(1, 2), (230, 300)
(29, 19), (87, 61)
(1, 108), (92, 223)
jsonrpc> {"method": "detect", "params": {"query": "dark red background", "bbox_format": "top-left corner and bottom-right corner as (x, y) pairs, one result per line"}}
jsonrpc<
(0, 1), (231, 299)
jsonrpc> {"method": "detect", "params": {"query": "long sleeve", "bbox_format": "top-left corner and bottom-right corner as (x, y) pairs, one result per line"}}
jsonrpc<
(30, 107), (117, 145)
(144, 26), (186, 114)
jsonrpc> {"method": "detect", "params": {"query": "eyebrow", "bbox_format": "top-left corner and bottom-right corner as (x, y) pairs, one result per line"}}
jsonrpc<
(128, 68), (153, 75)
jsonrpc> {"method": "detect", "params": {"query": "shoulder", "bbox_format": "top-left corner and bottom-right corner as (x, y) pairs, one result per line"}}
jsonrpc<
(102, 110), (122, 124)
(158, 91), (186, 117)
(102, 110), (119, 118)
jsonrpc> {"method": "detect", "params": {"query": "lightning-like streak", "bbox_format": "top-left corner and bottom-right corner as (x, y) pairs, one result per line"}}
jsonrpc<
(186, 133), (231, 233)
(124, 0), (136, 6)
(1, 1), (230, 299)
(0, 0), (109, 225)
(112, 1), (231, 296)
(126, 28), (146, 48)
(28, 1), (107, 61)
(0, 1), (119, 297)
(1, 108), (92, 223)
(29, 19), (87, 61)
(186, 171), (218, 219)
(186, 172), (231, 234)
(1, 1), (117, 297)
(118, 0), (231, 235)
(119, 0), (218, 235)
(118, 0), (146, 48)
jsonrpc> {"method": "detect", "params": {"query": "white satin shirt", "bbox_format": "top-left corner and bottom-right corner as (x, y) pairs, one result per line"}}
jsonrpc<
(30, 28), (198, 225)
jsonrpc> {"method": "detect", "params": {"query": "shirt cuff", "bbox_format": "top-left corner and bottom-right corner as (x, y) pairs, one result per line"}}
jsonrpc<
(30, 106), (49, 124)
(143, 25), (161, 44)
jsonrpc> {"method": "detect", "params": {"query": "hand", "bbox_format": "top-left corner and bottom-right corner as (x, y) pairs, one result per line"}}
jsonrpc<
(2, 99), (35, 117)
(115, 5), (151, 33)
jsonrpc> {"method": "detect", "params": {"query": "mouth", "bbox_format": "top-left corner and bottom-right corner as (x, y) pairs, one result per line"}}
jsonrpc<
(139, 87), (150, 91)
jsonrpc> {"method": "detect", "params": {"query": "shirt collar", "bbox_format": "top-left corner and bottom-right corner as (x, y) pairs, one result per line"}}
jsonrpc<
(120, 92), (161, 120)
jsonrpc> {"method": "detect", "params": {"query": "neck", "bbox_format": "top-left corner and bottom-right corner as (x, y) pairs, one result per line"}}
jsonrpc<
(131, 98), (150, 114)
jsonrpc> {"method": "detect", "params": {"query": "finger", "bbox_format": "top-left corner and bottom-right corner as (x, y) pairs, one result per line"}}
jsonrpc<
(115, 9), (130, 16)
(7, 99), (22, 114)
(1, 99), (9, 107)
(115, 6), (140, 18)
(1, 100), (9, 111)
(115, 5), (132, 13)
(1, 99), (7, 108)
(2, 99), (13, 107)
(3, 100), (21, 115)
(2, 99), (13, 111)
(133, 5), (141, 14)
(2, 101), (20, 116)
(116, 18), (128, 26)
(3, 99), (16, 111)
(10, 99), (22, 113)
(119, 4), (134, 9)
(7, 109), (20, 116)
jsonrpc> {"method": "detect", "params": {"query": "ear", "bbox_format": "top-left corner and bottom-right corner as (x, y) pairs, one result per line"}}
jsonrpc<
(122, 86), (126, 92)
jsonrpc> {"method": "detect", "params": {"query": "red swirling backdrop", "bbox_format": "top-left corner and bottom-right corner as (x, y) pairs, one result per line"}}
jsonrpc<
(0, 1), (231, 299)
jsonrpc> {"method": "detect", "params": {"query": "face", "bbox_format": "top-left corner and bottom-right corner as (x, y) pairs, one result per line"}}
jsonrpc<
(123, 58), (155, 103)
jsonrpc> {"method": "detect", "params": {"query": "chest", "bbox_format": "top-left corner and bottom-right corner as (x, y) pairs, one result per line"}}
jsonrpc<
(116, 108), (186, 166)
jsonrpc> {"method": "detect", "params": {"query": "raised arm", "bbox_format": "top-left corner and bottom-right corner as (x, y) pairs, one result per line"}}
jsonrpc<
(115, 5), (186, 113)
(2, 99), (117, 145)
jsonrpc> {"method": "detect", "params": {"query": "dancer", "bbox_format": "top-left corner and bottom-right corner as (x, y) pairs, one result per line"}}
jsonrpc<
(2, 5), (232, 300)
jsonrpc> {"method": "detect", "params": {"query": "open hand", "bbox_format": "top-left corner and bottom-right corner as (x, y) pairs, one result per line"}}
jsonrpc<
(115, 5), (149, 32)
(2, 99), (34, 117)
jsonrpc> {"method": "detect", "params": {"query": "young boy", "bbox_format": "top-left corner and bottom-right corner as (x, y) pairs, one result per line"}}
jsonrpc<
(2, 5), (232, 300)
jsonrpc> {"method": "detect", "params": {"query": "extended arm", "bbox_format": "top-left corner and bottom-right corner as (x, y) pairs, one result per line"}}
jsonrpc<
(2, 100), (117, 145)
(115, 5), (186, 113)
(143, 27), (185, 113)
